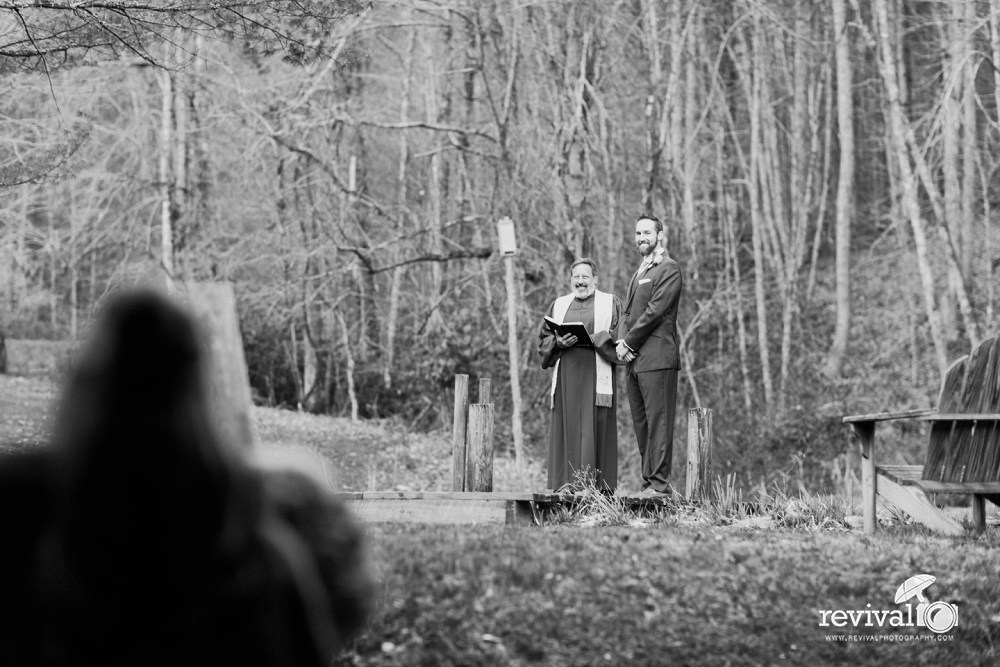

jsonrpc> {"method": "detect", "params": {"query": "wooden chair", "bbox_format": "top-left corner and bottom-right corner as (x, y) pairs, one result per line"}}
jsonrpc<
(843, 336), (1000, 535)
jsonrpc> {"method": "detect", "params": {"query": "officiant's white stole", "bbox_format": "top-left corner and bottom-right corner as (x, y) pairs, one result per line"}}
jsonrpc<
(549, 290), (614, 409)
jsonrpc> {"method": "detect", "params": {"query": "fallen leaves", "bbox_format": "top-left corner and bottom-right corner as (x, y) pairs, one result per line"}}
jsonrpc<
(335, 523), (1000, 666)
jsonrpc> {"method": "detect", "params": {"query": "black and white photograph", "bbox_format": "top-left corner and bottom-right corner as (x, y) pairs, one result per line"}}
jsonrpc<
(2, 1), (1000, 665)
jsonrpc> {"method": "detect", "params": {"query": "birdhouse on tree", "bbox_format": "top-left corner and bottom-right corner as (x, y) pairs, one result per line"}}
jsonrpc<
(496, 217), (517, 257)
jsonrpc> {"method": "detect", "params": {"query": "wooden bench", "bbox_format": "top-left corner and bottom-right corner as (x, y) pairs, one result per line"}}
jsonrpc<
(843, 336), (1000, 535)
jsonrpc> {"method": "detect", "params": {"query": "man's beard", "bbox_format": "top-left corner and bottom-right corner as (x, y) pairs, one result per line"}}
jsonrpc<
(574, 285), (595, 299)
(636, 241), (655, 256)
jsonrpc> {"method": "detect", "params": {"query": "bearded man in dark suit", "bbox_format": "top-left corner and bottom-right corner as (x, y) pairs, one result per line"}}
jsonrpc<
(616, 214), (683, 497)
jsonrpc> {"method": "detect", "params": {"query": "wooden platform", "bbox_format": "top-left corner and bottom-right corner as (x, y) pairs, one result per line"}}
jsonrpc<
(336, 491), (677, 525)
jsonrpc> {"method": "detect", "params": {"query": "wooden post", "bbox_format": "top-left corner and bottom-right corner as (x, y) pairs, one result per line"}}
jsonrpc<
(452, 374), (470, 492)
(183, 282), (257, 451)
(854, 421), (877, 534)
(686, 408), (713, 501)
(479, 376), (491, 404)
(503, 254), (525, 467)
(972, 494), (986, 533)
(466, 404), (494, 492)
(497, 217), (524, 466)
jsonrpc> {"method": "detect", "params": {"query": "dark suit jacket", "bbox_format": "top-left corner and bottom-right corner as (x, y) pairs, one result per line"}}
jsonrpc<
(621, 255), (683, 372)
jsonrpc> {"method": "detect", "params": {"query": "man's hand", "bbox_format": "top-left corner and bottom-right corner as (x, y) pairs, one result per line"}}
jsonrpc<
(555, 334), (578, 349)
(616, 340), (636, 362)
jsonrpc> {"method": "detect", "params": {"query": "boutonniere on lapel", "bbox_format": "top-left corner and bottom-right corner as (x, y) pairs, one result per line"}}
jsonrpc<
(646, 248), (665, 271)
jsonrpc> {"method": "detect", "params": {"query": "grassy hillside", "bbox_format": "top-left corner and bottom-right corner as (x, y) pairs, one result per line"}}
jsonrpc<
(0, 374), (546, 493)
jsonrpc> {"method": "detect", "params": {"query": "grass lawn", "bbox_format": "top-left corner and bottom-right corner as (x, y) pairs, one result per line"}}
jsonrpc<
(343, 524), (1000, 666)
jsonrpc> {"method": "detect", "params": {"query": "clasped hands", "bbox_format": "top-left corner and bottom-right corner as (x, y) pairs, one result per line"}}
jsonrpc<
(616, 340), (636, 363)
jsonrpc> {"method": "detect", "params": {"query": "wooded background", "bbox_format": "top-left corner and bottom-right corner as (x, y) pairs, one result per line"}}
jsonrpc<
(1, 0), (997, 491)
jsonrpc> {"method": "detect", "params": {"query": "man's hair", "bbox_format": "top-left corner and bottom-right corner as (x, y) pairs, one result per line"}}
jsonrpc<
(570, 257), (598, 275)
(636, 213), (663, 234)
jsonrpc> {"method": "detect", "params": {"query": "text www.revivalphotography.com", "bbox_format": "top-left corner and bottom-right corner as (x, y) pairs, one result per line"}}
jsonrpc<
(824, 634), (954, 642)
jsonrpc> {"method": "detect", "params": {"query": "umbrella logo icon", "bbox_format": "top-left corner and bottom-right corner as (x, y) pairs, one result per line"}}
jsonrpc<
(894, 574), (959, 633)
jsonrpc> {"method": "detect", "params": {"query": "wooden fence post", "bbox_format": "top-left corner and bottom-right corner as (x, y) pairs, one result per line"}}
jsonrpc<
(452, 374), (470, 492)
(479, 376), (491, 404)
(686, 408), (713, 501)
(466, 403), (495, 492)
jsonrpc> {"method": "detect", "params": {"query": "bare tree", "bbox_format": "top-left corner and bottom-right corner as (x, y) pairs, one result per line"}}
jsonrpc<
(824, 0), (854, 378)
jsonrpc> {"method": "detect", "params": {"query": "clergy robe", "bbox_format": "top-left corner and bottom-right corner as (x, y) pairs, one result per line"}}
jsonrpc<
(538, 290), (623, 491)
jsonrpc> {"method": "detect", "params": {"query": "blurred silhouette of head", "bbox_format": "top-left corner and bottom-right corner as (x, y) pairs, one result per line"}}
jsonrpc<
(51, 288), (252, 589)
(43, 287), (370, 667)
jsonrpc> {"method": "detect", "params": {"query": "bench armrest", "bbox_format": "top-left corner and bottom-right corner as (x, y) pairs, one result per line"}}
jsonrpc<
(842, 409), (936, 424)
(917, 413), (1000, 421)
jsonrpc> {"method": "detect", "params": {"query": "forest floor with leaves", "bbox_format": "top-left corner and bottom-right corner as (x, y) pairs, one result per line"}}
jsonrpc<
(2, 374), (999, 665)
(342, 524), (1000, 667)
(0, 374), (544, 493)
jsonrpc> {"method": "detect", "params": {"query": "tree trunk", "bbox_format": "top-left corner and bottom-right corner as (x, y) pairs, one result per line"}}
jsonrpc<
(806, 62), (834, 304)
(48, 199), (57, 335)
(640, 0), (662, 212)
(747, 17), (774, 411)
(940, 3), (963, 342)
(88, 248), (96, 319)
(157, 55), (175, 282)
(564, 24), (593, 259)
(824, 0), (854, 378)
(504, 253), (524, 466)
(777, 5), (810, 410)
(874, 0), (949, 377)
(960, 0), (977, 282)
(287, 319), (303, 409)
(336, 309), (359, 422)
(681, 7), (699, 278)
(302, 313), (319, 411)
(423, 30), (445, 334)
(172, 31), (188, 276)
(191, 33), (210, 241)
(68, 184), (78, 340)
(664, 0), (684, 224)
(718, 138), (753, 411)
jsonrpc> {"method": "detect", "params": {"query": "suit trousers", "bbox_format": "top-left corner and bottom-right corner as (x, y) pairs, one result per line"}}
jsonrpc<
(626, 367), (678, 492)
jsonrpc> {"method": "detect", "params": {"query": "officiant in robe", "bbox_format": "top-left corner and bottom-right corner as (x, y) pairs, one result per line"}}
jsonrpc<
(538, 258), (624, 492)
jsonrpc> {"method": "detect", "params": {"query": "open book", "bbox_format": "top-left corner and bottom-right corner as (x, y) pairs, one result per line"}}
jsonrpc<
(544, 316), (595, 348)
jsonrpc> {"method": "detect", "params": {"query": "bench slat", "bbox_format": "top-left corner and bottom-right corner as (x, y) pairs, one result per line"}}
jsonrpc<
(877, 464), (924, 485)
(842, 409), (935, 424)
(917, 413), (1000, 421)
(876, 465), (1000, 493)
(915, 480), (1000, 494)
